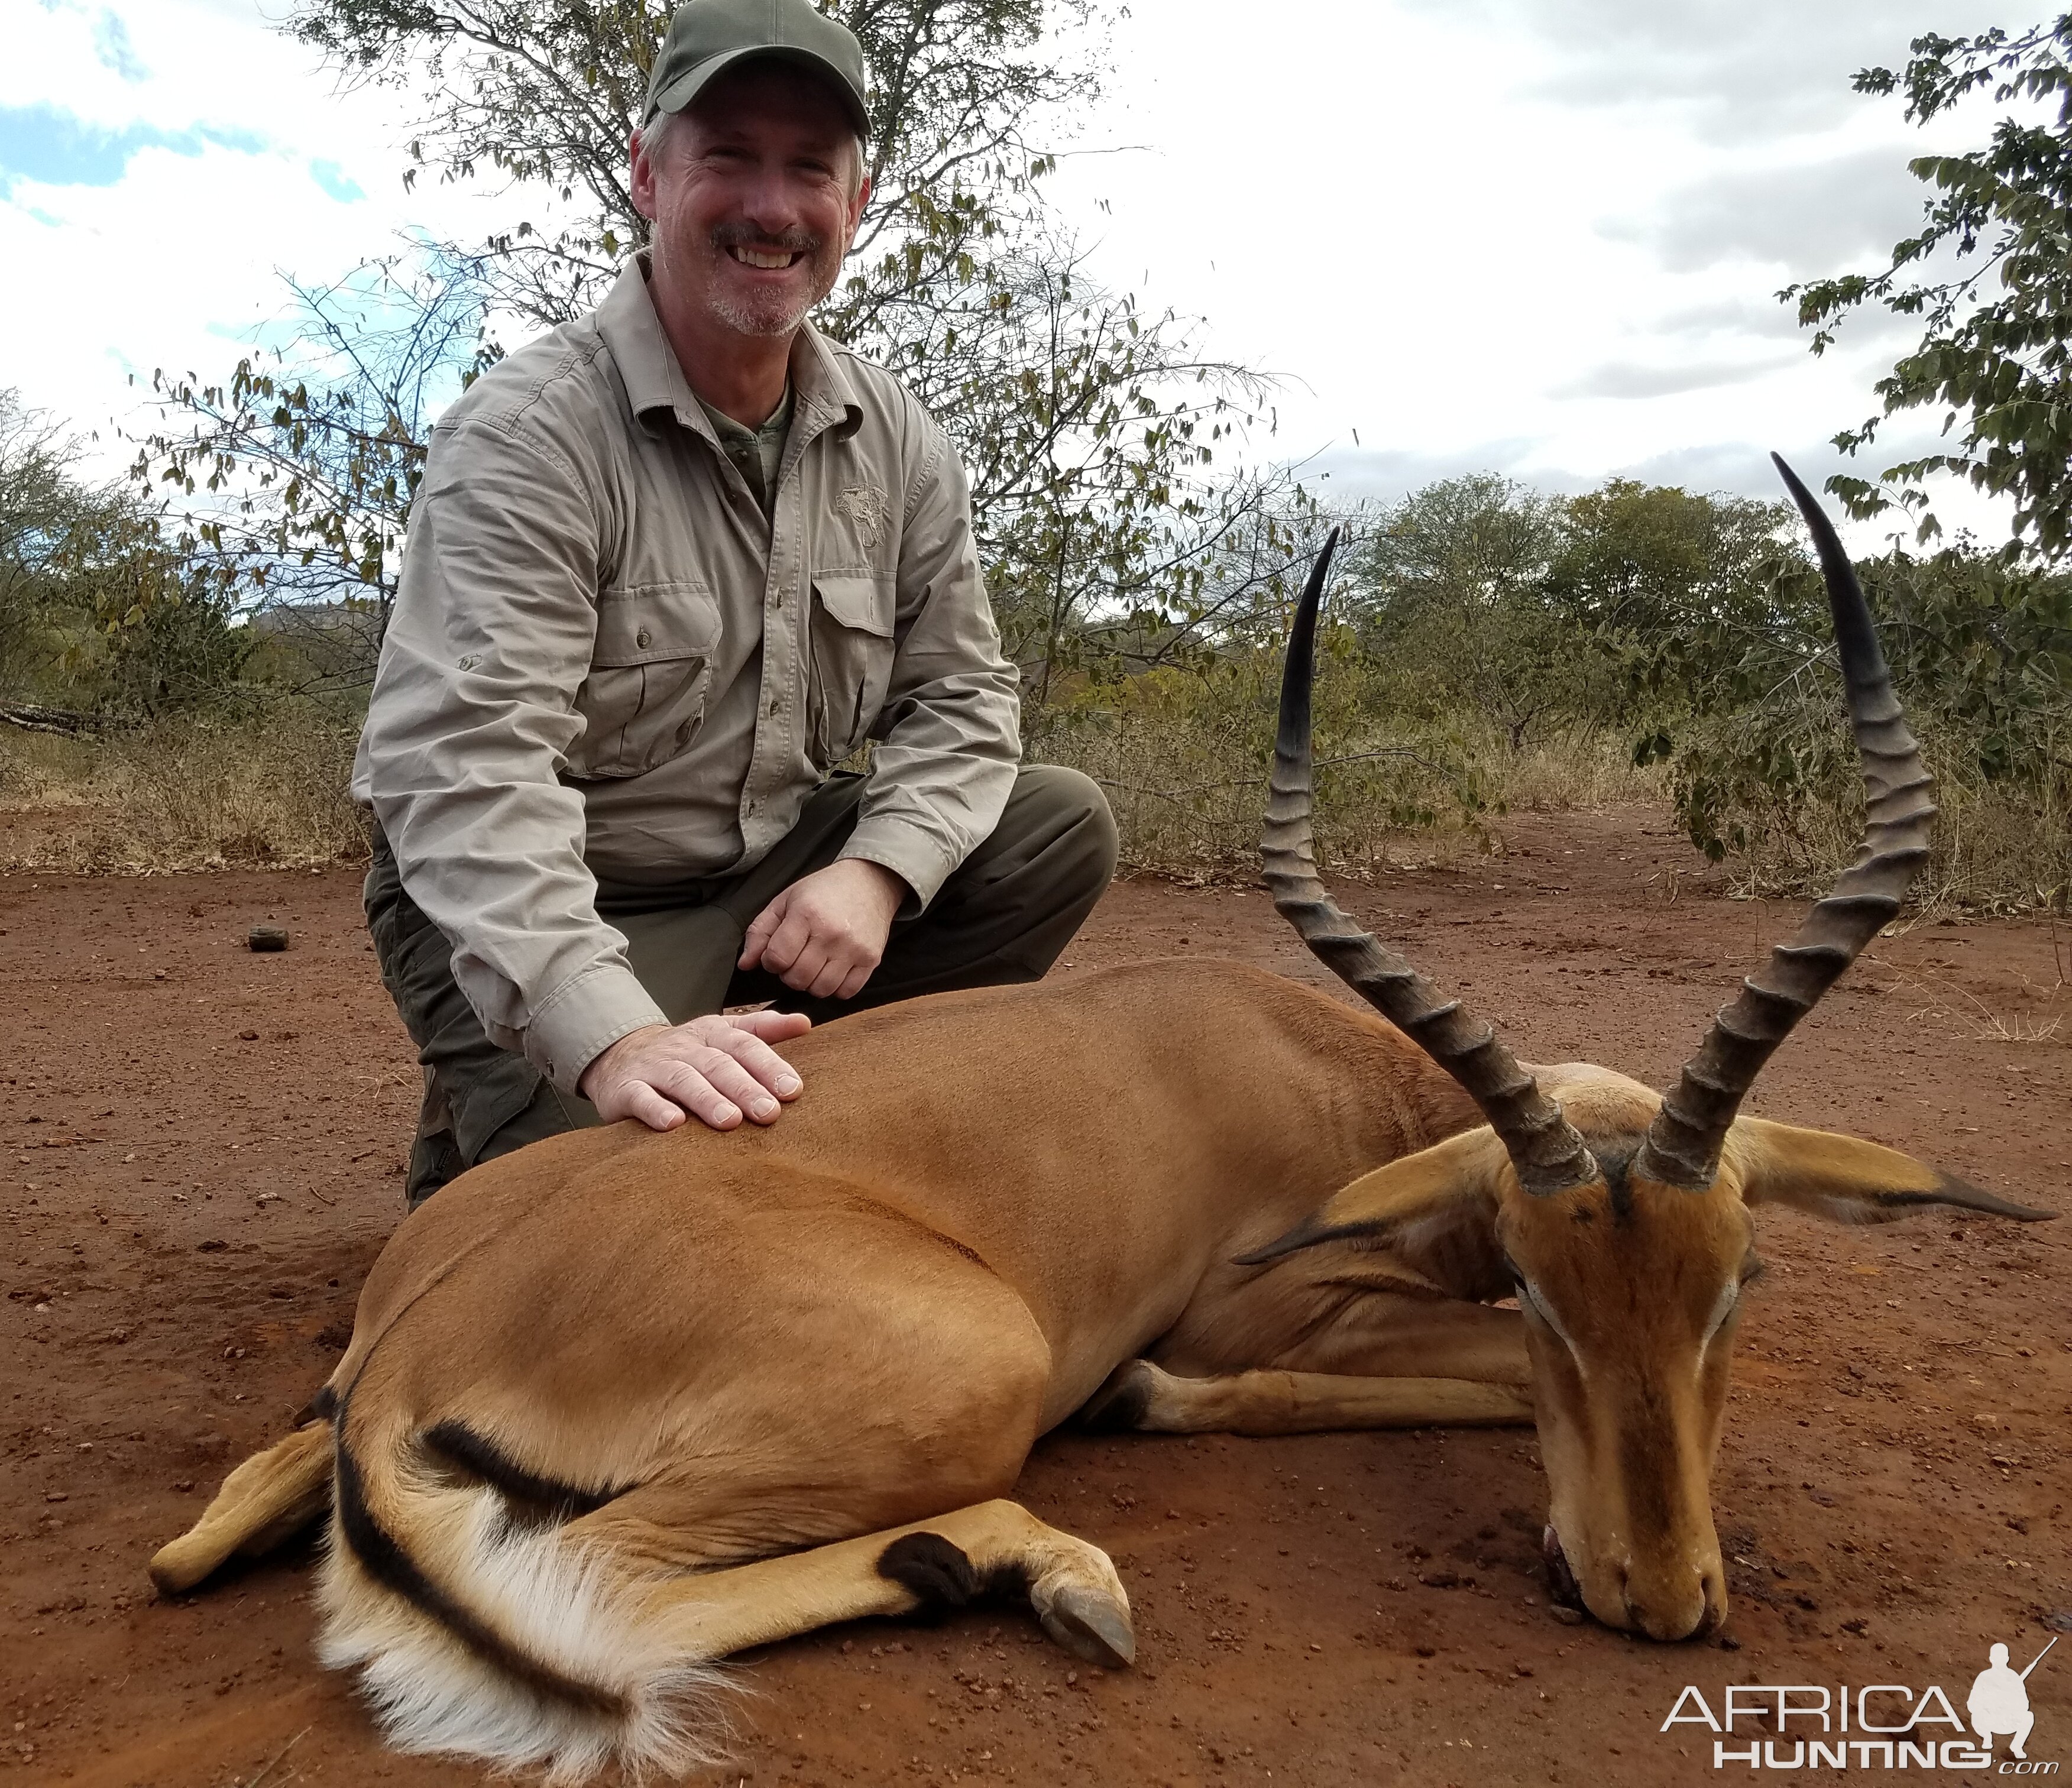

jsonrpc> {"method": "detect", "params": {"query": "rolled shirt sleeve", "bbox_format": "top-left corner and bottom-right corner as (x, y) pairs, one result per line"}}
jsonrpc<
(352, 417), (666, 1091)
(839, 432), (1022, 911)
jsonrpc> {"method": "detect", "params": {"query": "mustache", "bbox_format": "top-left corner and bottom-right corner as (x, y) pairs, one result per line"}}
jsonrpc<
(710, 222), (824, 255)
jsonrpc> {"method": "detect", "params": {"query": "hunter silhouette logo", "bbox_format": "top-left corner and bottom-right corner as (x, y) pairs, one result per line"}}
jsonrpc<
(1660, 1632), (2059, 1772)
(1971, 1638), (2055, 1762)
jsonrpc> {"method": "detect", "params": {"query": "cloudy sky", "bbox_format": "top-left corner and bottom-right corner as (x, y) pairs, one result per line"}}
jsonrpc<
(0, 0), (2022, 542)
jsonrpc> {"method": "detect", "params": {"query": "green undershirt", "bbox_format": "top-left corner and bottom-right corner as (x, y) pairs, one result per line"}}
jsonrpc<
(698, 383), (794, 520)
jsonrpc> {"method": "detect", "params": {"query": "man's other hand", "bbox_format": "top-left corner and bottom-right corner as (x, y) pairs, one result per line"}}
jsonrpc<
(738, 858), (907, 1001)
(580, 1010), (812, 1131)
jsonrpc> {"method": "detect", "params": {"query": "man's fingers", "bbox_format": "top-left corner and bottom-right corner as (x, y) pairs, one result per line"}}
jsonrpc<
(779, 938), (834, 993)
(738, 892), (789, 971)
(616, 1080), (688, 1132)
(729, 1008), (812, 1043)
(651, 1060), (746, 1129)
(707, 1026), (804, 1098)
(804, 951), (854, 1001)
(684, 1046), (783, 1122)
(762, 903), (827, 977)
(833, 960), (874, 1002)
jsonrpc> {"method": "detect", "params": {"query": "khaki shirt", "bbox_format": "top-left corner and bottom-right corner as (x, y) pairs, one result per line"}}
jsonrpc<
(352, 260), (1021, 1093)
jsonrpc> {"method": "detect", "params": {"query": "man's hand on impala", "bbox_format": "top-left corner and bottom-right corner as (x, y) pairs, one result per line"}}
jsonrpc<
(580, 1009), (812, 1131)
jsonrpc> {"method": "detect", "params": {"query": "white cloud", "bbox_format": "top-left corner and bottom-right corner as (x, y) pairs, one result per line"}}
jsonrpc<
(1602, 146), (1933, 278)
(1413, 0), (2011, 144)
(1041, 0), (2020, 545)
(1548, 353), (1804, 401)
(0, 0), (505, 471)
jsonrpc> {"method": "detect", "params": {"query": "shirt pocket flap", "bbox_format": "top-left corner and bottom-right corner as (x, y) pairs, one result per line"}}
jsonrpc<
(593, 583), (722, 668)
(812, 574), (894, 637)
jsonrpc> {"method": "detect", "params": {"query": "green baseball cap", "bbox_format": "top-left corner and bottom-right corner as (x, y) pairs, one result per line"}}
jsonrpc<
(643, 0), (871, 139)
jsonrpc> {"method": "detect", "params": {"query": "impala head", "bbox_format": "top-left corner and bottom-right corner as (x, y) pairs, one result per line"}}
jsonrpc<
(1249, 472), (2055, 1641)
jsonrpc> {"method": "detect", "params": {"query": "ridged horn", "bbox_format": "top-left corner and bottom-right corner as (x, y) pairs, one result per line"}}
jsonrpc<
(1633, 454), (1937, 1190)
(1262, 528), (1598, 1197)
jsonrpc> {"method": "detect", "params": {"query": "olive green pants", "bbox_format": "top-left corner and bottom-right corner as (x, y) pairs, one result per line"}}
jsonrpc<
(365, 765), (1117, 1207)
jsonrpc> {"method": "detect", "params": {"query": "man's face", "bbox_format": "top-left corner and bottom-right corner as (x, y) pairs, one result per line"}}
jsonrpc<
(632, 62), (869, 341)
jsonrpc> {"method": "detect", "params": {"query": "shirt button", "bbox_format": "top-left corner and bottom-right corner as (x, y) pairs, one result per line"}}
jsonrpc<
(635, 627), (652, 650)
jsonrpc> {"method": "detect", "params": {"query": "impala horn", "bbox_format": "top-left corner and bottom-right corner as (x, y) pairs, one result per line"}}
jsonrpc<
(1632, 455), (1937, 1190)
(1262, 528), (1598, 1197)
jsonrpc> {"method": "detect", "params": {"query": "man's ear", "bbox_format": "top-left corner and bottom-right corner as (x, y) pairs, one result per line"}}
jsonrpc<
(1234, 1128), (1511, 1297)
(1725, 1117), (2055, 1226)
(629, 127), (661, 222)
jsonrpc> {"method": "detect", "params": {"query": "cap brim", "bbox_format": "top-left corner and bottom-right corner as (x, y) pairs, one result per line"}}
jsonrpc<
(648, 45), (870, 139)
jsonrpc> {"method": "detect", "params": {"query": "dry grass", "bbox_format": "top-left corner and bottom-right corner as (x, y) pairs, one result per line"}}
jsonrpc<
(0, 708), (367, 873)
(7, 697), (2057, 915)
(1864, 932), (2071, 1048)
(1031, 710), (1663, 876)
(1719, 728), (2071, 917)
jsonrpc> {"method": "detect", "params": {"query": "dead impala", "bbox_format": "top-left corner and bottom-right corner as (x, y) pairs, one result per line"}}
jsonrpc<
(152, 458), (2050, 1783)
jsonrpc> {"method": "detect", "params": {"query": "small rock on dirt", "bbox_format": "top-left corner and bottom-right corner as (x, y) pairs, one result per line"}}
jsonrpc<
(247, 924), (289, 952)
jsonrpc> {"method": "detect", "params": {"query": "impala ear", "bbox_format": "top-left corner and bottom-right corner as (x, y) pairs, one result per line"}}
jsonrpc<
(1725, 1117), (2056, 1226)
(1233, 1129), (1511, 1291)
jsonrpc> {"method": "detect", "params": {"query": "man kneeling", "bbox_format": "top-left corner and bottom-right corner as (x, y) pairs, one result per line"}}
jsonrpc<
(355, 0), (1115, 1206)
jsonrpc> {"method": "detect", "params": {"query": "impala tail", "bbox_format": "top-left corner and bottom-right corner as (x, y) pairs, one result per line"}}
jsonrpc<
(318, 1387), (731, 1785)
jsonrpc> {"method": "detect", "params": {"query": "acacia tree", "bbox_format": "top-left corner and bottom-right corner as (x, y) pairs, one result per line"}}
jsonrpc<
(1786, 18), (2072, 558)
(291, 0), (1092, 336)
(0, 390), (85, 696)
(131, 254), (490, 692)
(1344, 475), (1588, 750)
(2, 390), (248, 719)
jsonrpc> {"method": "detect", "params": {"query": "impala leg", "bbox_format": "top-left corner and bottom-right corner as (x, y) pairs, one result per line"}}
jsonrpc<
(1082, 1289), (1533, 1435)
(1267, 1295), (1532, 1385)
(589, 1497), (1134, 1667)
(1078, 1360), (1532, 1436)
(148, 1420), (334, 1594)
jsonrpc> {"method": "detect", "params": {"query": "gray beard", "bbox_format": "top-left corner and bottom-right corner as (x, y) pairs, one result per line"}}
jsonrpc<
(707, 282), (821, 338)
(702, 235), (843, 338)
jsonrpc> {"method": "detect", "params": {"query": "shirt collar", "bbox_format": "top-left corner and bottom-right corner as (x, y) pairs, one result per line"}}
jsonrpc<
(597, 254), (863, 443)
(788, 319), (864, 441)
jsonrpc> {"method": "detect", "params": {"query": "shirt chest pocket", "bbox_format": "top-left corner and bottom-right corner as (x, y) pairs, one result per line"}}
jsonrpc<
(570, 582), (723, 779)
(807, 574), (895, 767)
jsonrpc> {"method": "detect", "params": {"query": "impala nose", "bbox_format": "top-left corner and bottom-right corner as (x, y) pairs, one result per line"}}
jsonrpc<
(1622, 1560), (1725, 1641)
(1549, 1525), (1725, 1639)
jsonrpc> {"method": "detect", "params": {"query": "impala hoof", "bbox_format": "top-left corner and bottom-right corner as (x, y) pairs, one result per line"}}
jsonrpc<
(1038, 1582), (1135, 1669)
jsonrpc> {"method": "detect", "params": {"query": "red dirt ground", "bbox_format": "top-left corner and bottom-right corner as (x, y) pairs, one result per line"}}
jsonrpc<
(4, 805), (2068, 1788)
